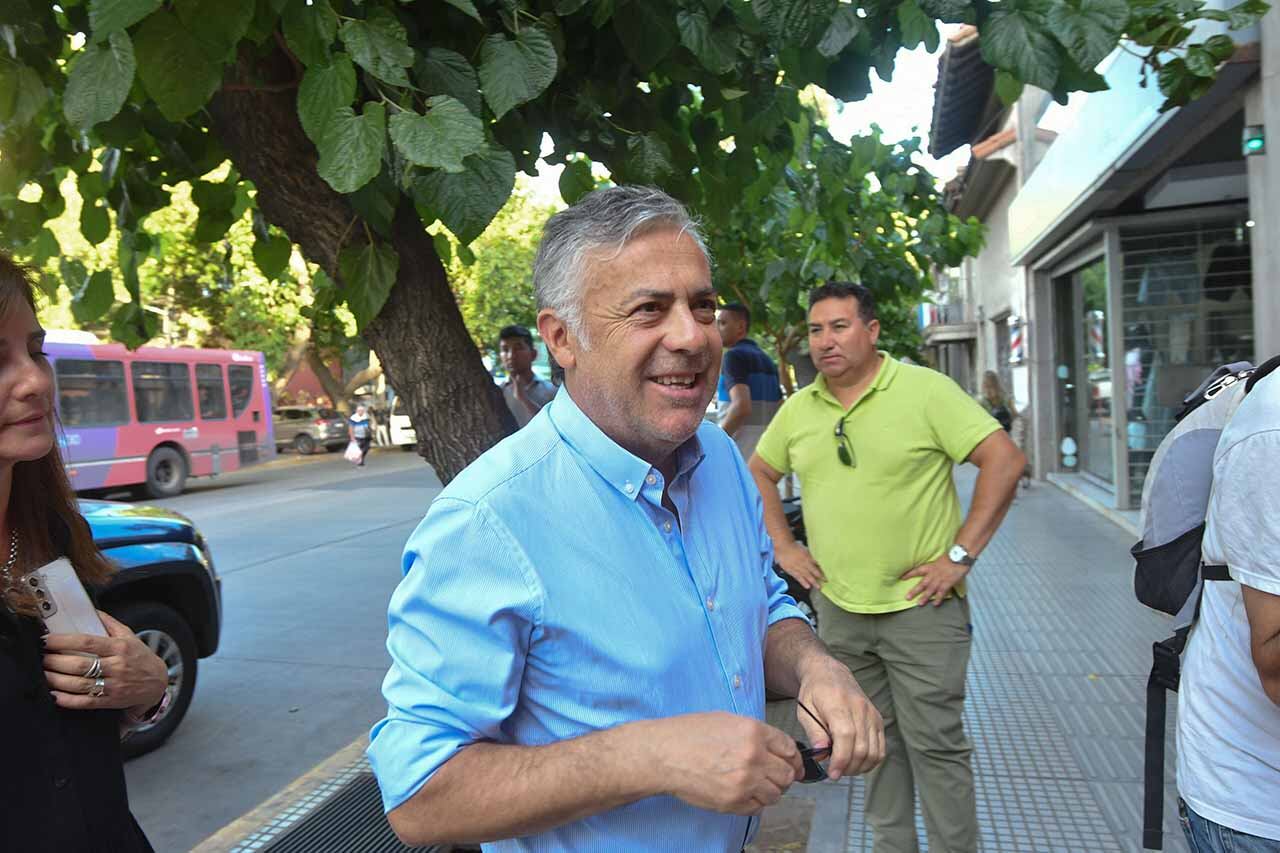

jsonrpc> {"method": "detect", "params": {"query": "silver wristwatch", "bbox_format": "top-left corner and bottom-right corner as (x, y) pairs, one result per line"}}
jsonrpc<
(947, 543), (976, 567)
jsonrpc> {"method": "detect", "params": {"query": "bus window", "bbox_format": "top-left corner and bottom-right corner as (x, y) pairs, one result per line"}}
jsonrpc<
(196, 364), (228, 420)
(229, 364), (254, 417)
(55, 359), (129, 426)
(132, 362), (194, 423)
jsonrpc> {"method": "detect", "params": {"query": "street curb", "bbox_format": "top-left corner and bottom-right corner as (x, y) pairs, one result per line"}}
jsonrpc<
(189, 735), (371, 853)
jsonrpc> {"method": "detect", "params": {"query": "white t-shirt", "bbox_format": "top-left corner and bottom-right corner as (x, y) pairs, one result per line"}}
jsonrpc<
(1177, 372), (1280, 839)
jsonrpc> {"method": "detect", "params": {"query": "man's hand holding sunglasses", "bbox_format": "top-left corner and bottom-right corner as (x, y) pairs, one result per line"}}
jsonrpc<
(640, 711), (807, 815)
(795, 657), (885, 780)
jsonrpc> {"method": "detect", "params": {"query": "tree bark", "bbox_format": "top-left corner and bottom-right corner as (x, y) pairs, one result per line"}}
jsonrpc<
(207, 45), (514, 483)
(305, 345), (350, 411)
(272, 322), (311, 398)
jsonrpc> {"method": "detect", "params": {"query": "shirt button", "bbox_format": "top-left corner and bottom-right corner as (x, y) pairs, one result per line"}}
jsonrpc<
(706, 597), (716, 611)
(663, 521), (673, 533)
(646, 474), (657, 485)
(733, 674), (742, 689)
(624, 482), (634, 494)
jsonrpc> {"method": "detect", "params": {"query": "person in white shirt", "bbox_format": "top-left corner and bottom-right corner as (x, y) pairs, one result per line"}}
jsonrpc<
(1176, 361), (1280, 852)
(498, 325), (556, 428)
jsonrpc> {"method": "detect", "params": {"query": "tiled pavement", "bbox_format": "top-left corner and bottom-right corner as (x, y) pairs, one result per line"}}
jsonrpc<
(764, 465), (1186, 853)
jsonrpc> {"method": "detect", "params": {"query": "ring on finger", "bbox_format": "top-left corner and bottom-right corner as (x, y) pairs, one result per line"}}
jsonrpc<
(88, 677), (106, 698)
(83, 656), (103, 679)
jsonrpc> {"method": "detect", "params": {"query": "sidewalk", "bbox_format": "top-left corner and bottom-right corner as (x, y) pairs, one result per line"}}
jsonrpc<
(198, 465), (1186, 853)
(759, 465), (1185, 853)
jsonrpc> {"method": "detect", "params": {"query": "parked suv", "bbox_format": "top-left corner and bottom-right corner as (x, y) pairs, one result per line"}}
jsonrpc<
(272, 406), (348, 455)
(83, 499), (222, 758)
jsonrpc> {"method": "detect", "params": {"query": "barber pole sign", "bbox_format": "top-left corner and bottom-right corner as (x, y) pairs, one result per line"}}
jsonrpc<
(1009, 315), (1026, 365)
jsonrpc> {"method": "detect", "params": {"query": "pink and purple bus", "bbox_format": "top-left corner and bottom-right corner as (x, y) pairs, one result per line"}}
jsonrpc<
(47, 335), (276, 497)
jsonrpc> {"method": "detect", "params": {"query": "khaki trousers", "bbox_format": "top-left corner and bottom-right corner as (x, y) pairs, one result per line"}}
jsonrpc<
(814, 592), (977, 853)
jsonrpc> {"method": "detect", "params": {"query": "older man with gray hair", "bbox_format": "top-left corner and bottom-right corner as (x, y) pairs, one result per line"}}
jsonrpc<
(369, 185), (883, 851)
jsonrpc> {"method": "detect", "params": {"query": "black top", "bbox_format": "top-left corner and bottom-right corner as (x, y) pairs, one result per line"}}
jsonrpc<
(0, 603), (154, 853)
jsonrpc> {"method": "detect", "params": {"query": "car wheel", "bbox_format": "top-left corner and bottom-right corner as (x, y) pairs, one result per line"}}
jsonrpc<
(113, 601), (199, 760)
(293, 433), (316, 455)
(145, 447), (188, 499)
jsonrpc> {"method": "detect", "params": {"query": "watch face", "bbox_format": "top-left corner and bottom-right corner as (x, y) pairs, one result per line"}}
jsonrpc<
(949, 545), (967, 563)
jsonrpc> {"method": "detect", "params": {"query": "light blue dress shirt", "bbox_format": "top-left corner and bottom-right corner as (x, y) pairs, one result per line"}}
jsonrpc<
(369, 388), (806, 852)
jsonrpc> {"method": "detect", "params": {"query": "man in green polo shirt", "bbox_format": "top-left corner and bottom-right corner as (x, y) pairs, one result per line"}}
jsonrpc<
(749, 282), (1026, 853)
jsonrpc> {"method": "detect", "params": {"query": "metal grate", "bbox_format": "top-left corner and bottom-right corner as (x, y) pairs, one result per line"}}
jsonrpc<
(258, 772), (445, 853)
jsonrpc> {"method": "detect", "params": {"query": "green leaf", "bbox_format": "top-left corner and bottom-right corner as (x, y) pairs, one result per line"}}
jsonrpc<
(441, 0), (482, 21)
(317, 101), (386, 194)
(1184, 46), (1218, 77)
(558, 157), (595, 205)
(340, 8), (413, 87)
(995, 68), (1025, 104)
(338, 240), (399, 329)
(253, 231), (293, 279)
(478, 27), (559, 120)
(71, 269), (115, 324)
(81, 201), (110, 245)
(431, 231), (453, 266)
(613, 1), (678, 69)
(677, 8), (741, 74)
(64, 30), (135, 130)
(133, 9), (224, 120)
(0, 64), (47, 131)
(110, 302), (159, 348)
(816, 5), (863, 58)
(897, 1), (936, 51)
(389, 96), (485, 173)
(410, 143), (516, 243)
(191, 178), (237, 214)
(1203, 34), (1236, 62)
(297, 53), (356, 144)
(28, 229), (61, 266)
(282, 0), (338, 67)
(751, 0), (835, 46)
(626, 133), (673, 182)
(348, 169), (398, 238)
(88, 0), (162, 40)
(555, 0), (591, 13)
(981, 6), (1060, 91)
(1046, 0), (1127, 71)
(917, 0), (972, 21)
(414, 48), (483, 118)
(174, 0), (254, 62)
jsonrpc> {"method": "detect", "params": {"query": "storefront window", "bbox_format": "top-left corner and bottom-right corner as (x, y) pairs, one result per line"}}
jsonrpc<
(1120, 216), (1254, 498)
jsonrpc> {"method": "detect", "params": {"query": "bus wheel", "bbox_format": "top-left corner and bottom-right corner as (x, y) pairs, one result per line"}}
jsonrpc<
(293, 433), (316, 455)
(145, 447), (188, 498)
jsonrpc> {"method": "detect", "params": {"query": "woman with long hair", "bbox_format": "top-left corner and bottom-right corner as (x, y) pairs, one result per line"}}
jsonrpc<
(1, 251), (168, 851)
(979, 369), (1014, 433)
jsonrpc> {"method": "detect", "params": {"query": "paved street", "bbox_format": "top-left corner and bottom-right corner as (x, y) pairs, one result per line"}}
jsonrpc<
(121, 449), (442, 852)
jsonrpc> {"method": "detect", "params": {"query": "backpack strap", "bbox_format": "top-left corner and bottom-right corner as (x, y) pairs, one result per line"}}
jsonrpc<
(1245, 353), (1280, 394)
(1143, 628), (1187, 850)
(1201, 564), (1230, 582)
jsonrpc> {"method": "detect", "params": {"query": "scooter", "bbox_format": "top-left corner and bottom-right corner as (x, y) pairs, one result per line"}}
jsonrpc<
(776, 496), (817, 631)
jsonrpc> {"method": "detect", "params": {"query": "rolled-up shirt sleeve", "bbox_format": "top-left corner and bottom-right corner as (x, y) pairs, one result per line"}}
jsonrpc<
(368, 497), (542, 813)
(733, 442), (805, 628)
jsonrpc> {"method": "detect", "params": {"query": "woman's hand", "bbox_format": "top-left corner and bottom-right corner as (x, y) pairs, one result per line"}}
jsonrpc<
(42, 611), (168, 716)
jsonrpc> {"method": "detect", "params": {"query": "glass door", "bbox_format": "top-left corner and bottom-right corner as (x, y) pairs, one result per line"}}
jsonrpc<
(1053, 257), (1115, 484)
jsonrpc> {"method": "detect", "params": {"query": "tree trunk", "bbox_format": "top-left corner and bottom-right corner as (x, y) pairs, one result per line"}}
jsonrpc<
(345, 364), (382, 396)
(208, 45), (514, 483)
(305, 345), (350, 411)
(272, 322), (312, 398)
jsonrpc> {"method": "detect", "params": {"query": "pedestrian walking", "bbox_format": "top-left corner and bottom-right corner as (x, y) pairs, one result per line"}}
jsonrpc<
(715, 302), (783, 458)
(497, 324), (556, 428)
(978, 370), (1014, 433)
(0, 251), (169, 852)
(1175, 361), (1280, 852)
(749, 281), (1026, 853)
(349, 404), (372, 467)
(369, 187), (884, 851)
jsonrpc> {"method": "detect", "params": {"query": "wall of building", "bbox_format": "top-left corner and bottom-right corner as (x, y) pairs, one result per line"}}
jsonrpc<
(1247, 11), (1280, 361)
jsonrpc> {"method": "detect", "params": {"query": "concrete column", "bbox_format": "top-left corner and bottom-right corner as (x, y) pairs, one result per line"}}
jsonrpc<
(1026, 268), (1059, 478)
(1247, 14), (1280, 359)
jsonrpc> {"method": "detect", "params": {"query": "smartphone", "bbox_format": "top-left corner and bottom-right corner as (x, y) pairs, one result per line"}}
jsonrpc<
(22, 558), (108, 641)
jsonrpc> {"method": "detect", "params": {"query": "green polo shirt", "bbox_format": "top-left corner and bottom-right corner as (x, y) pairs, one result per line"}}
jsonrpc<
(756, 354), (1000, 614)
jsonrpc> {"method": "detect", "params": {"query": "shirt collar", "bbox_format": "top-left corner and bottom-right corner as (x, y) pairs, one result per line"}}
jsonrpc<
(814, 351), (898, 406)
(547, 388), (705, 502)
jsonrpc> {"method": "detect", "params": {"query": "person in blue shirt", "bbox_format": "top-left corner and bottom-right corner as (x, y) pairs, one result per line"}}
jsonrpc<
(715, 302), (783, 458)
(369, 186), (884, 852)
